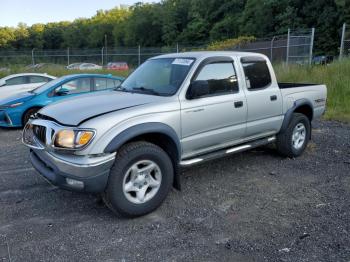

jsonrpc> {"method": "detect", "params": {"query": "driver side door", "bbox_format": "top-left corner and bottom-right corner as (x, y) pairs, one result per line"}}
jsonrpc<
(50, 77), (92, 103)
(180, 57), (247, 158)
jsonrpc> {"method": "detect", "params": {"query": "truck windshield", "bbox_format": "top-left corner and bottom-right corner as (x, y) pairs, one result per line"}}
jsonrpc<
(118, 58), (195, 96)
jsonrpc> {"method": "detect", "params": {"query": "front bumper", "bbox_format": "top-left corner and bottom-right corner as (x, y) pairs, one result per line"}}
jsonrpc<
(0, 110), (13, 127)
(30, 149), (116, 193)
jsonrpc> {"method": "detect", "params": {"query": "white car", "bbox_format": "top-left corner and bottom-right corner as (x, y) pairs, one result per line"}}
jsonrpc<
(0, 73), (56, 100)
(67, 63), (102, 70)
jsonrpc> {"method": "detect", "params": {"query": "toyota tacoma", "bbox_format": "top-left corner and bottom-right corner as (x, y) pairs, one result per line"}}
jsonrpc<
(23, 52), (327, 217)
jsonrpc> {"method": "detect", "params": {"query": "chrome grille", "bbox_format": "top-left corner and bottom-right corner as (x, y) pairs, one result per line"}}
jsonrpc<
(33, 125), (46, 145)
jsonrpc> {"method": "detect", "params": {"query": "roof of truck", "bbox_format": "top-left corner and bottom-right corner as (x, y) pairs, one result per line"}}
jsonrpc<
(153, 51), (268, 60)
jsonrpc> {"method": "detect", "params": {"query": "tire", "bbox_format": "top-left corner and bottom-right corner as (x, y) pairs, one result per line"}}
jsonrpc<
(103, 141), (174, 218)
(276, 113), (311, 158)
(23, 108), (40, 125)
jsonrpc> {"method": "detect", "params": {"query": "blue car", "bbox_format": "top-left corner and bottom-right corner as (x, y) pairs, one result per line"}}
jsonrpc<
(0, 74), (124, 128)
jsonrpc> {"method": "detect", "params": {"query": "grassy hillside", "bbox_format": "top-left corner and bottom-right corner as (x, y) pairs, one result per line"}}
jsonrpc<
(1, 59), (349, 123)
(275, 60), (350, 122)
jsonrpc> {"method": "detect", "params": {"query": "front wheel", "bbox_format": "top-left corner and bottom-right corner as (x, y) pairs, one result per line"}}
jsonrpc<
(276, 113), (311, 158)
(103, 141), (174, 218)
(23, 108), (40, 125)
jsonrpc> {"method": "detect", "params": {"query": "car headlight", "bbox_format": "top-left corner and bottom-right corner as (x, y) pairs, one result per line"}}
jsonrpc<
(0, 102), (24, 109)
(9, 102), (24, 108)
(54, 129), (95, 149)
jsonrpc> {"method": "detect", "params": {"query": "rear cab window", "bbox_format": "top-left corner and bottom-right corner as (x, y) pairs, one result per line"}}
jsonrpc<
(241, 57), (272, 90)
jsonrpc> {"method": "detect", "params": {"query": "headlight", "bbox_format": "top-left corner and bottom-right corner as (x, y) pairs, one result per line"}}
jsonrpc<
(54, 129), (95, 149)
(9, 102), (24, 108)
(0, 102), (24, 109)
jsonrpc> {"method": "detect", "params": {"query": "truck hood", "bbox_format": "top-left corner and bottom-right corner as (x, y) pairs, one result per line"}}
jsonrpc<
(39, 91), (164, 126)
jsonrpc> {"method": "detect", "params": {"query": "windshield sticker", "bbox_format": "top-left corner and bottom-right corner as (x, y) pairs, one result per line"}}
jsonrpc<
(172, 58), (194, 66)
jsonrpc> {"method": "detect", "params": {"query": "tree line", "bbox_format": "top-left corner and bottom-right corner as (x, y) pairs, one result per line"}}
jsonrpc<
(0, 0), (349, 55)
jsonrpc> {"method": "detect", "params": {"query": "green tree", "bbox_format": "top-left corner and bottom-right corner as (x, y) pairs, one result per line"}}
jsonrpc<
(123, 3), (163, 46)
(27, 24), (45, 49)
(13, 23), (29, 49)
(0, 27), (16, 49)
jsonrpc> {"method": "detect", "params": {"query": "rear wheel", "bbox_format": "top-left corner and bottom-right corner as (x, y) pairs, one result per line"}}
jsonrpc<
(276, 113), (310, 158)
(103, 141), (174, 218)
(23, 108), (40, 125)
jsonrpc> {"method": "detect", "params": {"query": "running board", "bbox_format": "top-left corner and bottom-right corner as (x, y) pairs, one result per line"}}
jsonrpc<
(180, 136), (276, 167)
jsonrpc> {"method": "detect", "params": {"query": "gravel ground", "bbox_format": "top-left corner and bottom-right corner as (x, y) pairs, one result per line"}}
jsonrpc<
(0, 120), (349, 262)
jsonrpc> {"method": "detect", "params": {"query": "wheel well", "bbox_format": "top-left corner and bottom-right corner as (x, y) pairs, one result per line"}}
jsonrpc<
(123, 132), (181, 189)
(126, 133), (179, 163)
(22, 107), (41, 125)
(294, 105), (313, 122)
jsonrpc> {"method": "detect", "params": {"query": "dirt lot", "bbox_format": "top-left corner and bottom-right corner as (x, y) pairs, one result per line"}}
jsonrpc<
(0, 120), (349, 262)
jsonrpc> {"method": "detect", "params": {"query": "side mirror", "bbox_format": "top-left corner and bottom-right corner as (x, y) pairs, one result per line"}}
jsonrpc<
(187, 80), (209, 99)
(55, 87), (69, 96)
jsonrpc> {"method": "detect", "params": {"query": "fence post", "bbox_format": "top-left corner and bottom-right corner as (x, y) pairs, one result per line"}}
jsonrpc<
(286, 29), (290, 65)
(309, 28), (315, 65)
(176, 43), (179, 53)
(67, 47), (70, 66)
(138, 45), (141, 66)
(31, 48), (35, 66)
(104, 34), (108, 65)
(101, 47), (104, 66)
(270, 36), (276, 62)
(340, 23), (346, 60)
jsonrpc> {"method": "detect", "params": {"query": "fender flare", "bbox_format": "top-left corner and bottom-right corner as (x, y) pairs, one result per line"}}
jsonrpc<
(104, 122), (181, 157)
(280, 98), (313, 133)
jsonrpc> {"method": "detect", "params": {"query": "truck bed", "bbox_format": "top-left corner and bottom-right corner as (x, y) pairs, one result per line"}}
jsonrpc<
(278, 83), (327, 119)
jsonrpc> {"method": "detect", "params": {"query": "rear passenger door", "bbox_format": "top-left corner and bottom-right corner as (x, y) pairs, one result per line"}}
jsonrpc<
(240, 57), (283, 138)
(180, 57), (247, 157)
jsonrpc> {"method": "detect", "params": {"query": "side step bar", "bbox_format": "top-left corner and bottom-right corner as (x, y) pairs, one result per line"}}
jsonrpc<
(180, 136), (276, 167)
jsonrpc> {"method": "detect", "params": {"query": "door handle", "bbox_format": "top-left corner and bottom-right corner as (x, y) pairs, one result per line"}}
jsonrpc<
(270, 95), (277, 101)
(234, 101), (243, 108)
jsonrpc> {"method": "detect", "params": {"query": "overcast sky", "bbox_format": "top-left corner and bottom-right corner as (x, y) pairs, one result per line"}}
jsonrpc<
(0, 0), (158, 27)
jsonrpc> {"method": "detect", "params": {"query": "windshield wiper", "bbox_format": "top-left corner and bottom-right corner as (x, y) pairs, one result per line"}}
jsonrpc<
(132, 87), (161, 96)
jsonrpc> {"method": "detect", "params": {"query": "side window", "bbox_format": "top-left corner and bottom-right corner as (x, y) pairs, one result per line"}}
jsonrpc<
(5, 76), (28, 86)
(56, 78), (91, 95)
(242, 60), (272, 90)
(94, 78), (121, 91)
(107, 79), (121, 89)
(29, 76), (50, 84)
(194, 62), (238, 97)
(94, 78), (107, 91)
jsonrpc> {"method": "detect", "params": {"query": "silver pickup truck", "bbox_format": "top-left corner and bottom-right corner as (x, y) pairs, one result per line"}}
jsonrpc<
(23, 51), (327, 217)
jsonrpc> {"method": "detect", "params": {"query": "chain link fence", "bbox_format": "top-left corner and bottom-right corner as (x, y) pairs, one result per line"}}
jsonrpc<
(340, 23), (350, 59)
(0, 28), (315, 68)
